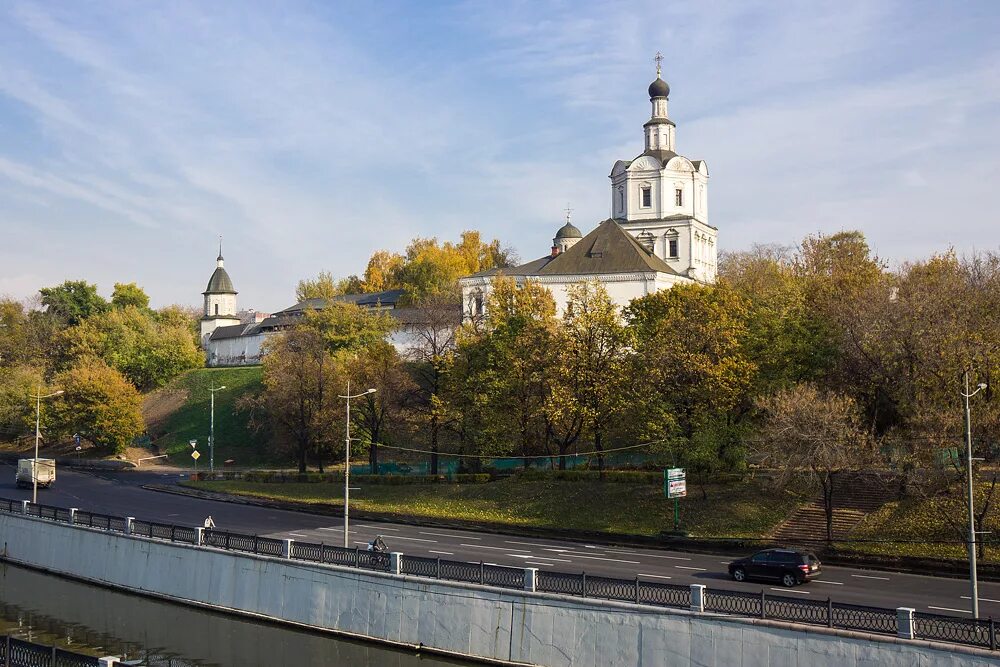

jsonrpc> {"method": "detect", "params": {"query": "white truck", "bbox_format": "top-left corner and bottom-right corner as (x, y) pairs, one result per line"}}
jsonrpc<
(16, 458), (56, 489)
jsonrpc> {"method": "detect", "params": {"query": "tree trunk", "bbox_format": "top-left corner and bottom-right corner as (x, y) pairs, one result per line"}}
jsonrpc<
(823, 473), (835, 545)
(430, 413), (439, 475)
(369, 441), (378, 475)
(595, 427), (604, 477)
(297, 444), (307, 474)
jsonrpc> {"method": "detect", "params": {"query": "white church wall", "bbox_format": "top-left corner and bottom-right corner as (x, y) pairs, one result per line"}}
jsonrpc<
(205, 332), (271, 367)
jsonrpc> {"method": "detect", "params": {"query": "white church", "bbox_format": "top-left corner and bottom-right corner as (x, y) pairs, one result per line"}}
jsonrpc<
(200, 59), (718, 366)
(459, 59), (717, 316)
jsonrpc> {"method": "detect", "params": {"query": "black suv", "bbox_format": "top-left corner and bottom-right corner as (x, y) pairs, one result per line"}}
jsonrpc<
(728, 549), (821, 587)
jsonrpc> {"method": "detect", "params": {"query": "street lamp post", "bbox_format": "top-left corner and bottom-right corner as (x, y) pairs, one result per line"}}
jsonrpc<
(962, 368), (989, 618)
(31, 388), (64, 504)
(208, 384), (227, 474)
(339, 381), (376, 548)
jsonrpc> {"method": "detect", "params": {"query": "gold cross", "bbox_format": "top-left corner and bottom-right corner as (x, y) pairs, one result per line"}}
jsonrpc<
(654, 51), (663, 77)
(564, 204), (574, 225)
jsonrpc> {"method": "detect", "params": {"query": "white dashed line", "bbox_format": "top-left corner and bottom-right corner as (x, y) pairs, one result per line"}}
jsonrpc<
(961, 596), (1000, 604)
(928, 606), (972, 614)
(387, 536), (437, 543)
(460, 544), (531, 552)
(638, 573), (673, 579)
(288, 532), (308, 537)
(507, 554), (572, 563)
(526, 562), (554, 567)
(421, 531), (476, 539)
(354, 525), (399, 531)
(606, 549), (691, 561)
(318, 527), (342, 532)
(851, 574), (890, 581)
(427, 550), (453, 555)
(813, 580), (844, 585)
(505, 540), (561, 548)
(674, 566), (707, 571)
(770, 588), (810, 595)
(563, 554), (640, 564)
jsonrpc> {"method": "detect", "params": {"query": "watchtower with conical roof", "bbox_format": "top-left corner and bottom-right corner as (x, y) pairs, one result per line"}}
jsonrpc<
(200, 243), (241, 341)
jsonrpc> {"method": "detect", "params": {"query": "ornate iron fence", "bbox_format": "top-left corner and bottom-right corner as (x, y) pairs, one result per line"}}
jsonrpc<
(2, 636), (104, 667)
(914, 611), (995, 649)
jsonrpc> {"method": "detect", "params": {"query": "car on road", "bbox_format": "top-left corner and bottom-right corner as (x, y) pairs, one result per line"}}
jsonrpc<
(728, 548), (821, 587)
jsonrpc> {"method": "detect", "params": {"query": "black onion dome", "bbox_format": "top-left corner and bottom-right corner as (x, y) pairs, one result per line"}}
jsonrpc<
(555, 222), (583, 239)
(648, 76), (670, 99)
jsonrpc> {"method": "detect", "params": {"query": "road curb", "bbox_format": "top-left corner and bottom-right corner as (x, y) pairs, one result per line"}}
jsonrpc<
(145, 482), (1000, 582)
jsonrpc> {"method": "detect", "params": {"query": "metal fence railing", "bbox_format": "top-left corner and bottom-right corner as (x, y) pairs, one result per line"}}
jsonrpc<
(3, 498), (997, 653)
(0, 634), (113, 667)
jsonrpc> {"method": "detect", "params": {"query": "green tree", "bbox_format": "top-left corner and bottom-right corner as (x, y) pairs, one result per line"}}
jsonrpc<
(626, 283), (756, 485)
(50, 358), (144, 454)
(39, 280), (108, 324)
(63, 306), (202, 391)
(348, 342), (416, 473)
(111, 282), (151, 311)
(0, 364), (45, 440)
(301, 302), (396, 355)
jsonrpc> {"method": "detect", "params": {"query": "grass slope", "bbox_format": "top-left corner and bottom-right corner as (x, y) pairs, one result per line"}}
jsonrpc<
(143, 367), (272, 467)
(186, 477), (800, 538)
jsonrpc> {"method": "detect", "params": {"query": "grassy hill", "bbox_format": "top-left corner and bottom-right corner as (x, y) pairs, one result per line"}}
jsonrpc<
(143, 366), (276, 468)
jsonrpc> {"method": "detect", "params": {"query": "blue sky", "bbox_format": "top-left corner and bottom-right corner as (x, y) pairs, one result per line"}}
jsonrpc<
(0, 1), (998, 311)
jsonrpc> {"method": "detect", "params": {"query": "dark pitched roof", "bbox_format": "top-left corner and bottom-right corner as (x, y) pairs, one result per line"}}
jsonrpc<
(538, 220), (680, 276)
(204, 267), (236, 294)
(472, 220), (680, 279)
(275, 289), (405, 316)
(209, 323), (252, 341)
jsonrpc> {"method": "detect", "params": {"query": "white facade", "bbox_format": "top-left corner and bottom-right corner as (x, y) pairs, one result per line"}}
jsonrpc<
(610, 71), (717, 283)
(199, 253), (241, 341)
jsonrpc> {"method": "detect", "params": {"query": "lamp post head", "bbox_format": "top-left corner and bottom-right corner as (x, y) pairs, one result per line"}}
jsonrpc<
(53, 390), (64, 396)
(219, 386), (227, 390)
(367, 388), (377, 394)
(978, 383), (988, 390)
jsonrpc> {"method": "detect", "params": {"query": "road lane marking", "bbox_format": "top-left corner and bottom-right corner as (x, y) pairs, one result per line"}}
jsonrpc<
(288, 532), (309, 537)
(427, 550), (453, 555)
(605, 549), (692, 561)
(460, 544), (531, 552)
(561, 554), (640, 564)
(770, 588), (810, 595)
(638, 573), (673, 579)
(851, 574), (890, 581)
(961, 596), (1000, 603)
(354, 525), (399, 531)
(505, 540), (562, 548)
(508, 554), (572, 563)
(318, 527), (342, 532)
(928, 606), (972, 614)
(542, 548), (571, 553)
(387, 536), (437, 543)
(422, 531), (477, 539)
(813, 580), (844, 585)
(674, 566), (707, 571)
(526, 562), (554, 567)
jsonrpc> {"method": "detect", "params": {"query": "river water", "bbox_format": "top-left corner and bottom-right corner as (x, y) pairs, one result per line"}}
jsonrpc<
(0, 562), (476, 666)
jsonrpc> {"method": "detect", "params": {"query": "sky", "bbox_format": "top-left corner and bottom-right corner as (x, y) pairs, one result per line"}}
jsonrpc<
(0, 1), (998, 312)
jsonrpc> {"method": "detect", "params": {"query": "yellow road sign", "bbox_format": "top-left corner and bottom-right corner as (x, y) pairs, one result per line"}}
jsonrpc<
(191, 450), (201, 461)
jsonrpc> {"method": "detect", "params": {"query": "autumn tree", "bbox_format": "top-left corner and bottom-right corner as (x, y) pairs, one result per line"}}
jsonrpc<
(553, 281), (631, 471)
(0, 364), (45, 440)
(754, 383), (875, 543)
(247, 328), (340, 472)
(301, 302), (396, 355)
(111, 282), (151, 311)
(347, 342), (417, 473)
(50, 358), (144, 455)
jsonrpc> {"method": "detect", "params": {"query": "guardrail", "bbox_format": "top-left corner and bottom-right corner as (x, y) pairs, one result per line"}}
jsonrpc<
(1, 497), (996, 653)
(0, 633), (119, 666)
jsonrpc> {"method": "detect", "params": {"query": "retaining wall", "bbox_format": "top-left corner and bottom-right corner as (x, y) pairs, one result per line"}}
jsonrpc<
(1, 512), (997, 667)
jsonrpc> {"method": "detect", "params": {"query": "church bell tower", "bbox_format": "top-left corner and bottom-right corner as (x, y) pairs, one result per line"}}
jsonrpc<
(200, 241), (240, 341)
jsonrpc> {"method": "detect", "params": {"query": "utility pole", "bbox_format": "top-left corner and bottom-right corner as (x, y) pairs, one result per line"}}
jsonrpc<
(963, 368), (989, 618)
(208, 384), (227, 474)
(339, 382), (376, 548)
(31, 388), (63, 504)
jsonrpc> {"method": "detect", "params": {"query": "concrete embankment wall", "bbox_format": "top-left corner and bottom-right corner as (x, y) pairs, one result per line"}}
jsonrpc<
(2, 512), (997, 667)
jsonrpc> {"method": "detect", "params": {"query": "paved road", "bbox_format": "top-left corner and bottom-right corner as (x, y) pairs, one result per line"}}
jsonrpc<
(3, 463), (997, 618)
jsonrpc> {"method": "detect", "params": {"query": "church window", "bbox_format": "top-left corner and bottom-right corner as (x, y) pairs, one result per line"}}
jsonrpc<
(474, 294), (484, 317)
(675, 188), (683, 206)
(618, 186), (624, 211)
(214, 304), (219, 316)
(641, 187), (651, 208)
(668, 238), (678, 258)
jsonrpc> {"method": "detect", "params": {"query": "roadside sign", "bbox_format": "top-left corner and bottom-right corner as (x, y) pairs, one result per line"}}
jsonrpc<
(665, 468), (686, 499)
(191, 450), (201, 461)
(189, 439), (198, 449)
